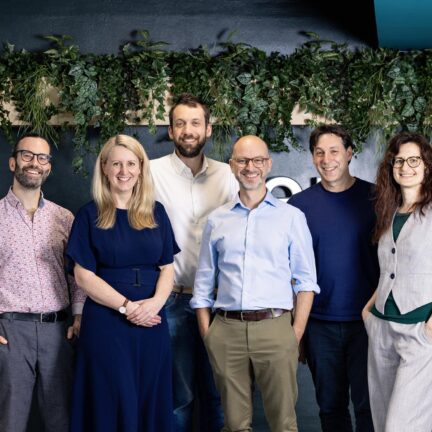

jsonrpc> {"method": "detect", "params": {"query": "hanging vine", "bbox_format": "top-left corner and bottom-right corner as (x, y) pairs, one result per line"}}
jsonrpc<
(0, 31), (431, 172)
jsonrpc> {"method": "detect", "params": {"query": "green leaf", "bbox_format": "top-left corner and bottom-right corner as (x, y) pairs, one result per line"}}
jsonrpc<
(401, 104), (415, 118)
(237, 73), (252, 85)
(414, 97), (426, 112)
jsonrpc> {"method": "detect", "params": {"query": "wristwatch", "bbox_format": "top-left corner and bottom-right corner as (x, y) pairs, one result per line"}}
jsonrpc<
(118, 298), (130, 315)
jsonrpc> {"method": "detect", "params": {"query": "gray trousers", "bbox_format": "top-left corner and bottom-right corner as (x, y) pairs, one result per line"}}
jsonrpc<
(0, 318), (74, 432)
(365, 313), (432, 432)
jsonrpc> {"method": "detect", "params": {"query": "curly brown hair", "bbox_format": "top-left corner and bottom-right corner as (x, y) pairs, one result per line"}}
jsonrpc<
(374, 131), (432, 242)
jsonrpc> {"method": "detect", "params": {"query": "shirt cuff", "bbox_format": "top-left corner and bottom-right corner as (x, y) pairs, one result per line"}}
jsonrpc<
(293, 281), (320, 296)
(71, 302), (84, 315)
(189, 296), (215, 310)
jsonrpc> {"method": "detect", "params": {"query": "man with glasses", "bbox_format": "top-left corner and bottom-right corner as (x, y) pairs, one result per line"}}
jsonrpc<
(150, 94), (237, 431)
(0, 134), (85, 432)
(191, 135), (319, 431)
(289, 125), (379, 432)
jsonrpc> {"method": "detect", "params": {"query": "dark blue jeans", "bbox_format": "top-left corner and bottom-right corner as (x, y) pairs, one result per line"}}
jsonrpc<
(165, 292), (223, 432)
(304, 318), (374, 432)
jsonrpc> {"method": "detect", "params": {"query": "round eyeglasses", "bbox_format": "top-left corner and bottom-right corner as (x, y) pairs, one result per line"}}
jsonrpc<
(14, 150), (52, 165)
(392, 156), (422, 169)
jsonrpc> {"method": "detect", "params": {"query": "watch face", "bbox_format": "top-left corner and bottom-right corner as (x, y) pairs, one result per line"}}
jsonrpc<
(119, 306), (127, 314)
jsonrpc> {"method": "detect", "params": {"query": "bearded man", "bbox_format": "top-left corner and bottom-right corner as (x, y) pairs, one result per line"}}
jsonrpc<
(150, 94), (237, 432)
(0, 134), (85, 432)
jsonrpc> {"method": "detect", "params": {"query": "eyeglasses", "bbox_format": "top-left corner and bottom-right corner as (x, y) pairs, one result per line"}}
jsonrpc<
(231, 157), (270, 168)
(392, 156), (422, 169)
(14, 150), (52, 165)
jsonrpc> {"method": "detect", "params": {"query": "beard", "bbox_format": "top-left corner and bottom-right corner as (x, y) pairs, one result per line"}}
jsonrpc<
(236, 169), (265, 191)
(238, 178), (264, 191)
(14, 164), (50, 189)
(174, 135), (206, 158)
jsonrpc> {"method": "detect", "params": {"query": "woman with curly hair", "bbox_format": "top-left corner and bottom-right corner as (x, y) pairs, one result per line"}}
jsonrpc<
(362, 131), (432, 432)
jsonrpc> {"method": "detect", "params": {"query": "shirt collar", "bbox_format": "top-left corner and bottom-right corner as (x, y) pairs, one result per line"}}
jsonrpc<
(169, 151), (209, 178)
(230, 189), (278, 210)
(6, 187), (45, 209)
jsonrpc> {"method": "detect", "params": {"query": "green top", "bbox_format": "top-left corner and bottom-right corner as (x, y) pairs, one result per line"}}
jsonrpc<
(371, 212), (432, 323)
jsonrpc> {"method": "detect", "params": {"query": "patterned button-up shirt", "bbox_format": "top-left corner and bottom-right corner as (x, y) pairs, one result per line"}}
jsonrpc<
(0, 188), (85, 314)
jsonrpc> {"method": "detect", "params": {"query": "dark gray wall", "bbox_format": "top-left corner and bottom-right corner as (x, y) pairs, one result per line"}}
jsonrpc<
(0, 2), (379, 431)
(0, 0), (378, 206)
(0, 0), (376, 54)
(0, 0), (379, 206)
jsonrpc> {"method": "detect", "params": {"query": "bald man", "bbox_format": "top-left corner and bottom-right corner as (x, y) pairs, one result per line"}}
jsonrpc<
(191, 136), (320, 431)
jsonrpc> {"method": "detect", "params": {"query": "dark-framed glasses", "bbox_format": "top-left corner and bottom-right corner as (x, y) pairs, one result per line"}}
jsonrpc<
(231, 157), (270, 168)
(392, 156), (422, 169)
(14, 150), (52, 165)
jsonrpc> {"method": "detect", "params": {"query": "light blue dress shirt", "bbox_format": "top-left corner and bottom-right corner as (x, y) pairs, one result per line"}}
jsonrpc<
(190, 190), (320, 311)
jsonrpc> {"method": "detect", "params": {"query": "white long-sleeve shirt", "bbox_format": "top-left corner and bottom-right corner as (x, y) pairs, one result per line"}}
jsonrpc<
(150, 152), (238, 292)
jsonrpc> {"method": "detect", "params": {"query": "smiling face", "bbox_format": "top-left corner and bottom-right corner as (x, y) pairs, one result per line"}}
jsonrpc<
(312, 133), (353, 191)
(230, 136), (272, 192)
(102, 145), (141, 198)
(392, 142), (425, 193)
(9, 136), (51, 190)
(168, 104), (212, 158)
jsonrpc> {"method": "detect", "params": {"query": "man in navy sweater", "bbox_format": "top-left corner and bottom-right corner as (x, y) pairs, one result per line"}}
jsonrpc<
(289, 125), (379, 432)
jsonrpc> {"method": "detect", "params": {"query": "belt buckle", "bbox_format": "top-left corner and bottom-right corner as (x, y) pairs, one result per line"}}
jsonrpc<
(175, 285), (185, 294)
(133, 268), (141, 287)
(40, 312), (56, 323)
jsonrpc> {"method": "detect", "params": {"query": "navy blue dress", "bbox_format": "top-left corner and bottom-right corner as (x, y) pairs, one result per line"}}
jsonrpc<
(67, 201), (179, 432)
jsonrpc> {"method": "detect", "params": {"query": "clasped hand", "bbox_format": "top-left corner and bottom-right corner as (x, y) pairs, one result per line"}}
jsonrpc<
(126, 298), (163, 327)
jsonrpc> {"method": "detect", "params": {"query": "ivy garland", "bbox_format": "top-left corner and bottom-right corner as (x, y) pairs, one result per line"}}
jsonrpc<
(1, 31), (432, 171)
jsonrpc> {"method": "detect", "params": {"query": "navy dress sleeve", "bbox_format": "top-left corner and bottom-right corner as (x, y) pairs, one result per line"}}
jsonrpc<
(66, 202), (98, 274)
(155, 201), (180, 266)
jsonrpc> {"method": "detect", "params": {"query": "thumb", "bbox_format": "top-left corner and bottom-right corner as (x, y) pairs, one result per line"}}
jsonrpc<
(0, 335), (8, 345)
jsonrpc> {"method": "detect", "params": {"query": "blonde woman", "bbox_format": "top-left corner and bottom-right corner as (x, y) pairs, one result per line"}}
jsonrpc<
(67, 135), (179, 432)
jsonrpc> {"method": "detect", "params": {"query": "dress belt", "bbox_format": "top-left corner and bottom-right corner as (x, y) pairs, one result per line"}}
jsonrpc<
(216, 308), (290, 322)
(98, 267), (159, 286)
(0, 309), (68, 323)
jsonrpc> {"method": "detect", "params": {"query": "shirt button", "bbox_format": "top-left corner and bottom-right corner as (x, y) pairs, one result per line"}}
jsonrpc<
(390, 273), (395, 279)
(391, 248), (396, 254)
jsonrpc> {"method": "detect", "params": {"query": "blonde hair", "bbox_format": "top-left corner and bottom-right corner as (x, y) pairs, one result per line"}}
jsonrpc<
(92, 134), (156, 230)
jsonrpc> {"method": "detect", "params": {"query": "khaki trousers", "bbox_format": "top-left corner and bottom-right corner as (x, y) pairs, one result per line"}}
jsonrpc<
(204, 311), (298, 432)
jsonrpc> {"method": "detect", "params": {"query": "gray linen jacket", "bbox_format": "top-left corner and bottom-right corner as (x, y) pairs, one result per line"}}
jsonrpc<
(374, 205), (432, 314)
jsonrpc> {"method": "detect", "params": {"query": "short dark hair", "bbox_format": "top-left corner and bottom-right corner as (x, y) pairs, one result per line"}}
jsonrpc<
(12, 133), (52, 156)
(309, 125), (354, 153)
(168, 93), (210, 127)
